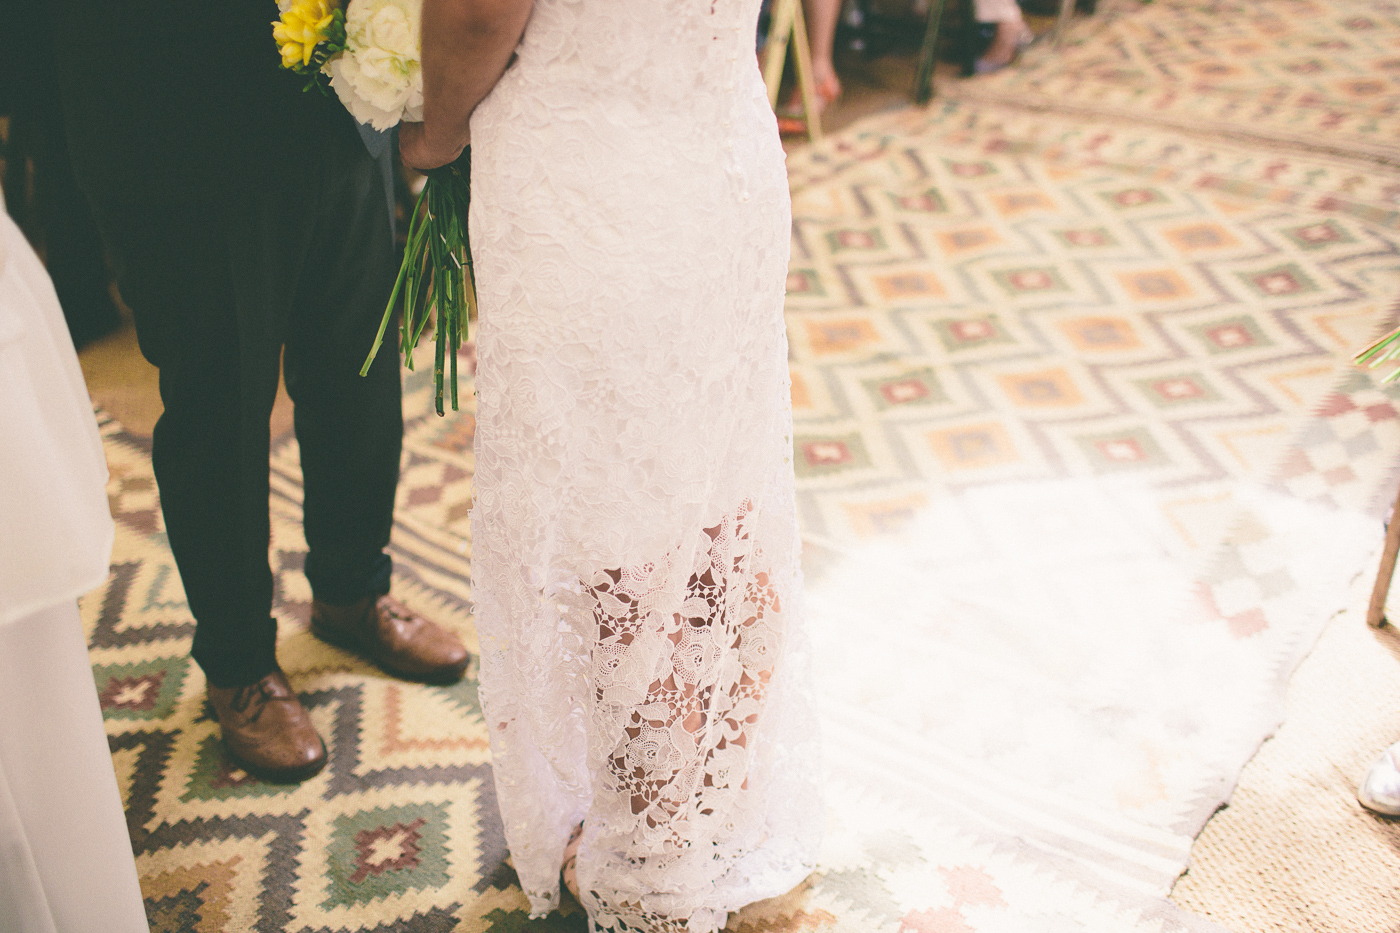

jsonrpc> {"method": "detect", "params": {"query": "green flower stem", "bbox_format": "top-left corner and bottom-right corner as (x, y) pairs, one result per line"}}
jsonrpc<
(360, 184), (431, 378)
(360, 148), (476, 413)
(434, 296), (448, 415)
(1355, 325), (1400, 383)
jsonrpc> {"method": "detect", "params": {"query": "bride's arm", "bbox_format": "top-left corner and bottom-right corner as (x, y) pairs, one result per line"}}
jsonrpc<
(399, 0), (535, 170)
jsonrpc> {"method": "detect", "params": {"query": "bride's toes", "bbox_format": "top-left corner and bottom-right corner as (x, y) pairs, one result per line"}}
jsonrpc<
(561, 823), (583, 900)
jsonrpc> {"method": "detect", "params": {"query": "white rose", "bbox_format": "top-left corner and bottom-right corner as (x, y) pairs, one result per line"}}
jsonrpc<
(345, 0), (420, 59)
(330, 0), (422, 129)
(327, 49), (412, 130)
(365, 4), (417, 58)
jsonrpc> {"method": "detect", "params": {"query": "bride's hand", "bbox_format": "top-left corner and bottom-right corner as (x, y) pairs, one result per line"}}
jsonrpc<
(399, 122), (469, 171)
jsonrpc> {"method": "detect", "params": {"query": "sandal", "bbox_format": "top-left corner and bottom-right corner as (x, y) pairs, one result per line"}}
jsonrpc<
(972, 23), (1033, 75)
(777, 74), (841, 135)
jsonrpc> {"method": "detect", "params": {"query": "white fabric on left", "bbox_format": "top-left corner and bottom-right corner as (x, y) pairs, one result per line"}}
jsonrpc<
(0, 747), (57, 933)
(0, 601), (148, 933)
(0, 208), (113, 628)
(0, 204), (146, 932)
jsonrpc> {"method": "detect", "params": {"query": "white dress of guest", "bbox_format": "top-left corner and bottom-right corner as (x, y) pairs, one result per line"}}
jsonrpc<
(0, 203), (149, 933)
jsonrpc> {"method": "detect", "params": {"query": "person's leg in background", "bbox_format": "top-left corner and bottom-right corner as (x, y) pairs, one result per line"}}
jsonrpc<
(804, 0), (843, 109)
(970, 0), (1031, 74)
(776, 0), (843, 133)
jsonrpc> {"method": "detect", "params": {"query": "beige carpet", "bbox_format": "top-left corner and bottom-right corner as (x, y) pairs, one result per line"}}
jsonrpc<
(782, 90), (1400, 930)
(944, 0), (1400, 928)
(1171, 582), (1400, 931)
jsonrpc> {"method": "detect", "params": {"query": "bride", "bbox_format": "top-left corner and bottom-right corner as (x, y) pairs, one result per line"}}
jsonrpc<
(400, 1), (820, 929)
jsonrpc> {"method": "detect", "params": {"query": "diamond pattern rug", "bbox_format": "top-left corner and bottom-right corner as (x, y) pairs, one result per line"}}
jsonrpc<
(782, 98), (1400, 930)
(956, 0), (1400, 167)
(86, 44), (1400, 933)
(97, 394), (540, 933)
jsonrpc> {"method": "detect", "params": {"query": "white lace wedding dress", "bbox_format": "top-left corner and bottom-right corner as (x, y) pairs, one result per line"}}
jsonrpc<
(467, 1), (820, 929)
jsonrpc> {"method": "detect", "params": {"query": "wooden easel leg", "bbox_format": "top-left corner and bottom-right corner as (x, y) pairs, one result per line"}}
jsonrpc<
(764, 0), (798, 108)
(1366, 482), (1400, 628)
(1053, 0), (1076, 47)
(913, 0), (948, 104)
(763, 0), (821, 141)
(791, 0), (822, 140)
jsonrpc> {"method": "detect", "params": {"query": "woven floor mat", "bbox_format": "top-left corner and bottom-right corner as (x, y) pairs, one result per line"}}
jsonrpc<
(779, 97), (1400, 929)
(87, 88), (1400, 930)
(954, 0), (1400, 169)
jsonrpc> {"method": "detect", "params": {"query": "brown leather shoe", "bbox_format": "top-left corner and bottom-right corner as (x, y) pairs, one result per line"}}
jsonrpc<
(311, 594), (470, 685)
(207, 670), (327, 783)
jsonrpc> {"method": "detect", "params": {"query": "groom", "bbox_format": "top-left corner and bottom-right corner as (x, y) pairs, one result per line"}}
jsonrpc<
(50, 2), (469, 781)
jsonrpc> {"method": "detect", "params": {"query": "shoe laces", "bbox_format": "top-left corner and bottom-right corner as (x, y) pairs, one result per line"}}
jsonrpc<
(380, 598), (415, 623)
(229, 675), (294, 721)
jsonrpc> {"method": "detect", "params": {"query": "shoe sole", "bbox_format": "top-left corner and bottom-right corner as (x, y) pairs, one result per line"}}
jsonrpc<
(311, 622), (470, 686)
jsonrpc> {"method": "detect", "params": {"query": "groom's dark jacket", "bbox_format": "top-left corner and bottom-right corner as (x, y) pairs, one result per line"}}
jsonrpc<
(47, 1), (364, 199)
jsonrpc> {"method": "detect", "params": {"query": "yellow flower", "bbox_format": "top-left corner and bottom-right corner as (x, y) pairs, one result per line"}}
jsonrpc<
(273, 0), (341, 70)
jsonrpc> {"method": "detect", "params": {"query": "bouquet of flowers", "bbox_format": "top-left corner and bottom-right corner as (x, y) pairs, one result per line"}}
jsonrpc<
(273, 0), (475, 415)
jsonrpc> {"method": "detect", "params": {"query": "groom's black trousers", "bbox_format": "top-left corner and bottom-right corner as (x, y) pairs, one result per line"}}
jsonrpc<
(88, 140), (402, 688)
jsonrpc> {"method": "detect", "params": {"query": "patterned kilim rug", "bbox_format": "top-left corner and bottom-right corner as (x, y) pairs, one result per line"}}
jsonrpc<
(86, 38), (1400, 933)
(957, 0), (1400, 168)
(783, 100), (1400, 931)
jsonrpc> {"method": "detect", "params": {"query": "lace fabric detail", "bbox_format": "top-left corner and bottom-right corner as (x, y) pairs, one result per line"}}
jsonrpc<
(466, 0), (820, 929)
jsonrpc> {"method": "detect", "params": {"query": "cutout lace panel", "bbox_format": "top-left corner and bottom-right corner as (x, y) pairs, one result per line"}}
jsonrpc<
(577, 506), (777, 929)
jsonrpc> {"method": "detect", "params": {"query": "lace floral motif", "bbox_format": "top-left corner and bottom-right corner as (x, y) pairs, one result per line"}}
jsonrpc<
(564, 505), (796, 931)
(466, 0), (820, 929)
(583, 505), (778, 834)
